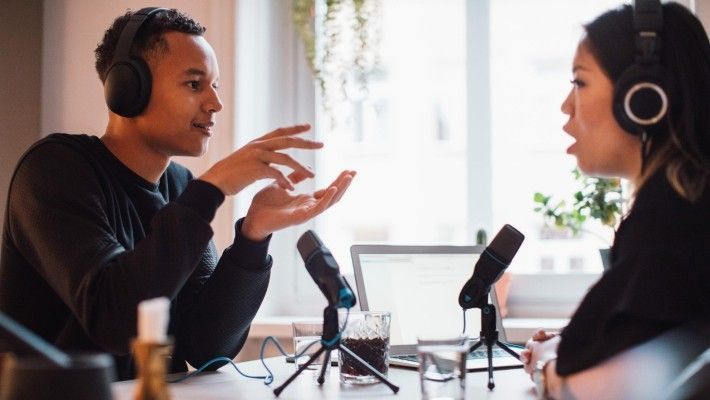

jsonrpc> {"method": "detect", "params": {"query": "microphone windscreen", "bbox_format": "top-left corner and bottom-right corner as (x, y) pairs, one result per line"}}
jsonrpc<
(297, 230), (322, 261)
(487, 224), (525, 265)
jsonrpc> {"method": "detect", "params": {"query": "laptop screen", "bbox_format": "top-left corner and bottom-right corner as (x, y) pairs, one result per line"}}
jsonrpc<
(351, 246), (500, 347)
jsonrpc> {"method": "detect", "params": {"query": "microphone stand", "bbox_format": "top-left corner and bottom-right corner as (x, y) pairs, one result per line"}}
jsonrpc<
(467, 302), (521, 390)
(273, 305), (399, 396)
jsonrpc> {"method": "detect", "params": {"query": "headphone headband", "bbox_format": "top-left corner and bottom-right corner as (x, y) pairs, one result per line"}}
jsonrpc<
(113, 7), (167, 63)
(633, 0), (663, 64)
(633, 0), (663, 32)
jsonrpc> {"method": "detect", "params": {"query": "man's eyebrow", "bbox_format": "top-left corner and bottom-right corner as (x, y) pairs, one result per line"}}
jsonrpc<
(183, 68), (206, 76)
(182, 68), (219, 83)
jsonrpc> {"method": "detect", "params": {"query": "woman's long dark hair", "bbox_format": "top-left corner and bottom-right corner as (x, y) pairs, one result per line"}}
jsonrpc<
(584, 3), (710, 201)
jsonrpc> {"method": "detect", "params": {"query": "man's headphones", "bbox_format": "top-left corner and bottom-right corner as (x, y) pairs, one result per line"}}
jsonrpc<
(104, 7), (167, 118)
(612, 0), (669, 137)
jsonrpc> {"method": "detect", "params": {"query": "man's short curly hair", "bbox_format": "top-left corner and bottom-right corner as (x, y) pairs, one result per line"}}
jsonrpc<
(94, 8), (205, 83)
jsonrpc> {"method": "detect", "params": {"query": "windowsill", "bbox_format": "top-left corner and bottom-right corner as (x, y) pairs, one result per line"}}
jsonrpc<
(249, 316), (569, 344)
(502, 317), (569, 344)
(238, 316), (568, 361)
(249, 316), (322, 339)
(505, 272), (600, 318)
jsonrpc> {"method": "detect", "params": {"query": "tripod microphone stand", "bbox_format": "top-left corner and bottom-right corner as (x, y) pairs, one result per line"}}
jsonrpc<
(467, 302), (520, 390)
(273, 306), (399, 396)
(274, 230), (399, 396)
(458, 224), (525, 390)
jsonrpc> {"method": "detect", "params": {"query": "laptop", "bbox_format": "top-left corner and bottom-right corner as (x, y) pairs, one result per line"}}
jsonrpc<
(350, 245), (523, 371)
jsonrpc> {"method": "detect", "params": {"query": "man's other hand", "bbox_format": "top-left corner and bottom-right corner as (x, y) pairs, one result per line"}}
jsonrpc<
(240, 170), (356, 241)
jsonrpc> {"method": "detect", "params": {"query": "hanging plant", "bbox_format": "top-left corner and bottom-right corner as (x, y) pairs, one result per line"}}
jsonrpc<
(292, 0), (381, 129)
(352, 0), (380, 94)
(293, 0), (319, 86)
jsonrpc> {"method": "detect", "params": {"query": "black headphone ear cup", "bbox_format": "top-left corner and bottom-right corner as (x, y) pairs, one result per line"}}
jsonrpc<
(613, 64), (669, 136)
(104, 57), (152, 118)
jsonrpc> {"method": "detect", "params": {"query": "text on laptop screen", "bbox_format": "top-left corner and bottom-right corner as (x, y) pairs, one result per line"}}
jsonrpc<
(358, 252), (487, 345)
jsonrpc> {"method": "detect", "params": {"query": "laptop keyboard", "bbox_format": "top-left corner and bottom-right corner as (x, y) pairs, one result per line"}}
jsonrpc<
(393, 348), (511, 363)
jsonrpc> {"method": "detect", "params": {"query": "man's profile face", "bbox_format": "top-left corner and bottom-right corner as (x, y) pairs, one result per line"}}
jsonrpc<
(132, 31), (222, 158)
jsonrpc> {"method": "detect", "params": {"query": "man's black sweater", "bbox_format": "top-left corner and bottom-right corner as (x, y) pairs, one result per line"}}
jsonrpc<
(0, 133), (272, 380)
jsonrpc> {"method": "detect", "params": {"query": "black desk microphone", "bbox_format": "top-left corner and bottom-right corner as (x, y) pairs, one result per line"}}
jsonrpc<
(458, 224), (524, 309)
(0, 311), (71, 367)
(0, 312), (114, 400)
(297, 230), (356, 309)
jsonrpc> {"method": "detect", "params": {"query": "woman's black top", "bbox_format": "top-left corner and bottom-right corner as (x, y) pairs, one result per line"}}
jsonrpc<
(557, 168), (710, 375)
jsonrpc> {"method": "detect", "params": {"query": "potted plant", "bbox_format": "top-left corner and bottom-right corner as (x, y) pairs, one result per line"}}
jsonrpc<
(533, 168), (624, 269)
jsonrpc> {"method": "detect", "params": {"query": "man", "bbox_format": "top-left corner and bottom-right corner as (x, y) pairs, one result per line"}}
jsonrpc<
(0, 8), (354, 380)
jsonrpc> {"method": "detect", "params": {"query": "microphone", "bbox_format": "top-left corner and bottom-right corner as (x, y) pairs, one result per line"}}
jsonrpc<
(0, 311), (71, 368)
(458, 224), (525, 310)
(0, 311), (116, 399)
(297, 230), (356, 309)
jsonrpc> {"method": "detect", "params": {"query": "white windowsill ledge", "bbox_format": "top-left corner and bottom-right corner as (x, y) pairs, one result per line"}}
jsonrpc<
(249, 316), (569, 344)
(502, 317), (569, 344)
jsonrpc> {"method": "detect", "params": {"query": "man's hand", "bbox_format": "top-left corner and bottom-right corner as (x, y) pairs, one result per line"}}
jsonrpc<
(240, 170), (356, 241)
(199, 124), (322, 196)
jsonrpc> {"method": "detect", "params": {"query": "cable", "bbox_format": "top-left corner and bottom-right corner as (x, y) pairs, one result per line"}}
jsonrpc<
(340, 307), (351, 331)
(167, 335), (322, 385)
(259, 335), (321, 385)
(461, 308), (467, 335)
(260, 309), (350, 383)
(169, 308), (353, 385)
(167, 356), (267, 384)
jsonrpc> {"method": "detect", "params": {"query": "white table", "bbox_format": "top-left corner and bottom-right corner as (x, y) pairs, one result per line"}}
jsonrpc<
(112, 357), (537, 399)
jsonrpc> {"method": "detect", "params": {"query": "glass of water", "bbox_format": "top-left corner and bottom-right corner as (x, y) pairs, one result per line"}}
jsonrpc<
(417, 336), (468, 400)
(292, 321), (328, 373)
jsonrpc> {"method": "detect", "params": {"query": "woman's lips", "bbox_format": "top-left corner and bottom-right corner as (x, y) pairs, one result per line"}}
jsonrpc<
(566, 142), (576, 154)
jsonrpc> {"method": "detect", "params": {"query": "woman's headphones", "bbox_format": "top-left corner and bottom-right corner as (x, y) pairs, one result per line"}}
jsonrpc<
(612, 0), (669, 137)
(104, 7), (167, 118)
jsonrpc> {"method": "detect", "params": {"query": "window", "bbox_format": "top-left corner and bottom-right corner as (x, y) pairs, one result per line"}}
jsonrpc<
(314, 0), (621, 277)
(314, 0), (468, 274)
(238, 0), (700, 316)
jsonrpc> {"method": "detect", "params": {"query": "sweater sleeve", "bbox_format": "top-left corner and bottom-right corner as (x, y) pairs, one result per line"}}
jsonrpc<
(6, 142), (219, 354)
(172, 218), (272, 368)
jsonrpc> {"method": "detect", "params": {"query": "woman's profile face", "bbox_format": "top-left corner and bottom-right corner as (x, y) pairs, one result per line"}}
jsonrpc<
(561, 40), (641, 180)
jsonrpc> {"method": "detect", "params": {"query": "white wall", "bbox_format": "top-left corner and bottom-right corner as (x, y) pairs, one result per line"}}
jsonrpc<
(0, 0), (43, 244)
(696, 0), (710, 26)
(40, 0), (238, 250)
(674, 0), (710, 28)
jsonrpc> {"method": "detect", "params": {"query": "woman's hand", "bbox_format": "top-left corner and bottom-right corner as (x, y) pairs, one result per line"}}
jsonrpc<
(521, 329), (560, 377)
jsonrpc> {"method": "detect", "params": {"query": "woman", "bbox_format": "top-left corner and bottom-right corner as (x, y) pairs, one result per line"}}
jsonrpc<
(521, 2), (710, 399)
